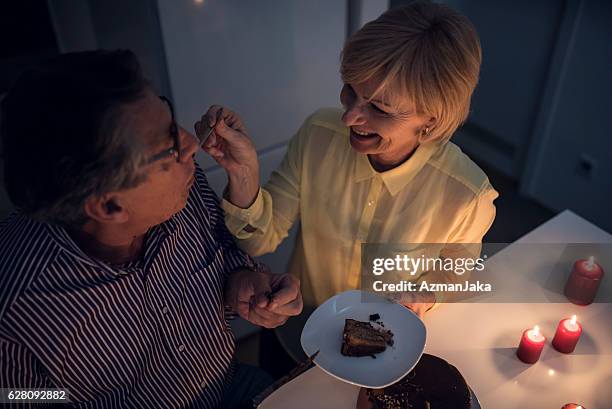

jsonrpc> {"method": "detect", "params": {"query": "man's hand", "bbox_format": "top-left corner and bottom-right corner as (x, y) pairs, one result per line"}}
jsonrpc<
(225, 269), (303, 328)
(194, 105), (260, 208)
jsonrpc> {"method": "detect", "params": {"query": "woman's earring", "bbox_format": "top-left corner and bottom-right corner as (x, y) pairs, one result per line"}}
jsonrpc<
(419, 126), (432, 144)
(420, 127), (430, 140)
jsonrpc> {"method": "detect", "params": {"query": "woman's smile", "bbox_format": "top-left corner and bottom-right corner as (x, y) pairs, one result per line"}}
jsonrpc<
(349, 127), (381, 151)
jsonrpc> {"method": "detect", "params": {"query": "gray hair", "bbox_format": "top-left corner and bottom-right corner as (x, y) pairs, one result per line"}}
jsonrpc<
(43, 106), (149, 227)
(1, 50), (151, 228)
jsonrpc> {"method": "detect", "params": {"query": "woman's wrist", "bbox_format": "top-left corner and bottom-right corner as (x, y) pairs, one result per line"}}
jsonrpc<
(227, 168), (260, 208)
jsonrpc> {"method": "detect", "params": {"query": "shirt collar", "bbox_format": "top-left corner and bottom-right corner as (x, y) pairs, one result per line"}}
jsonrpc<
(46, 223), (125, 276)
(46, 219), (174, 277)
(354, 142), (441, 196)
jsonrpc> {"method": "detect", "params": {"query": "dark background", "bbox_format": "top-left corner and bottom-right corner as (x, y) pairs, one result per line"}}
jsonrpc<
(0, 0), (610, 372)
(2, 0), (610, 239)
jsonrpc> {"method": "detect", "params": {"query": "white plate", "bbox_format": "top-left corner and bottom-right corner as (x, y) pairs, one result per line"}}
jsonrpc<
(470, 388), (481, 409)
(300, 290), (426, 388)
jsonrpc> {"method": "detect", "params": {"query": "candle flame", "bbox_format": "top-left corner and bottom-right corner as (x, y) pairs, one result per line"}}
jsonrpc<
(577, 406), (583, 409)
(533, 325), (540, 335)
(571, 315), (577, 325)
(586, 256), (595, 270)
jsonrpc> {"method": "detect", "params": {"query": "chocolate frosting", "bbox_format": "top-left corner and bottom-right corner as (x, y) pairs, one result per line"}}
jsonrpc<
(358, 354), (471, 409)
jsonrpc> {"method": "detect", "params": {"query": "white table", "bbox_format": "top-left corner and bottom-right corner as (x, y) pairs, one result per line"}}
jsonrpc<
(259, 210), (612, 408)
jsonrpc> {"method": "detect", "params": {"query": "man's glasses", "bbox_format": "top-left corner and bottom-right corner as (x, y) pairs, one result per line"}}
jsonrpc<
(147, 96), (181, 164)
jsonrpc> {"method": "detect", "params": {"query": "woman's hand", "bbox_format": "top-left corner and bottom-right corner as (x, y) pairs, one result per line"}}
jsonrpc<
(387, 291), (435, 319)
(195, 105), (260, 208)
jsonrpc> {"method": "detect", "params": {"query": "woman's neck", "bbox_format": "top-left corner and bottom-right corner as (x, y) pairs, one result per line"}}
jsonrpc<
(368, 144), (419, 172)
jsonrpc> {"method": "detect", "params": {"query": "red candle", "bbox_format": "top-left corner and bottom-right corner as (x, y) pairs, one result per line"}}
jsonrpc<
(552, 315), (582, 353)
(516, 325), (545, 363)
(561, 404), (585, 409)
(565, 256), (604, 305)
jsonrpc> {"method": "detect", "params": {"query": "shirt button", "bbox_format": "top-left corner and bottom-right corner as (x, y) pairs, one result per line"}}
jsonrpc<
(162, 306), (169, 315)
(178, 344), (186, 352)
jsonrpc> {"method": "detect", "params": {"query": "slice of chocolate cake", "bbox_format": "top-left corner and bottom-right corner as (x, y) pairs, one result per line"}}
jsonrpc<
(341, 319), (394, 357)
(355, 354), (472, 409)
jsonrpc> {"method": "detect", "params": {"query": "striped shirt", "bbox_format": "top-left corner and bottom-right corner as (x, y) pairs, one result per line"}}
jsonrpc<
(0, 165), (255, 408)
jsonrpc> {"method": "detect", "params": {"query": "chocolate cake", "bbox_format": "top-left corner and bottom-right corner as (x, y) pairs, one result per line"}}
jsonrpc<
(355, 354), (472, 409)
(341, 319), (394, 357)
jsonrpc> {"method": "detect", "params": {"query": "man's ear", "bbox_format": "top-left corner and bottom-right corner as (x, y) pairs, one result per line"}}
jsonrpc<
(83, 193), (129, 224)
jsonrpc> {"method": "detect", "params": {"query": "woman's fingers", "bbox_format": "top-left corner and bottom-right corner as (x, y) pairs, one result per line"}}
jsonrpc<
(194, 119), (214, 147)
(223, 110), (247, 133)
(213, 119), (246, 144)
(203, 105), (247, 133)
(204, 105), (242, 129)
(205, 146), (224, 160)
(204, 105), (224, 127)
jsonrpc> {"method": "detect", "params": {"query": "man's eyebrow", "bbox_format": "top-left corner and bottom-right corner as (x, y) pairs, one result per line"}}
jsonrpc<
(156, 104), (175, 144)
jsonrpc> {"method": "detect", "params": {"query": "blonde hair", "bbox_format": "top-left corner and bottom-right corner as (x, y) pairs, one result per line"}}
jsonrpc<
(341, 0), (482, 143)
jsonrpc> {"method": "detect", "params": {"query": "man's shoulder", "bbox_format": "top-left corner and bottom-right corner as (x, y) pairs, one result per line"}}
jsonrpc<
(0, 214), (58, 320)
(0, 213), (56, 264)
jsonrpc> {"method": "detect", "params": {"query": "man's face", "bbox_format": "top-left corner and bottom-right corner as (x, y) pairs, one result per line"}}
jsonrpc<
(117, 90), (199, 233)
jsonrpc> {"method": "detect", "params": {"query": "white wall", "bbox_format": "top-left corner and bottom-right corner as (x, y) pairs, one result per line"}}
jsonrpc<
(156, 0), (346, 167)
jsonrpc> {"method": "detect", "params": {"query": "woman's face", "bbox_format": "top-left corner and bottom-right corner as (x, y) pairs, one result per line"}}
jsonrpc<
(340, 77), (434, 170)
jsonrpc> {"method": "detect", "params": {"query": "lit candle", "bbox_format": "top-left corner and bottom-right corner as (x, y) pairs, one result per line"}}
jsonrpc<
(552, 315), (582, 353)
(560, 404), (584, 409)
(516, 325), (545, 364)
(565, 256), (604, 305)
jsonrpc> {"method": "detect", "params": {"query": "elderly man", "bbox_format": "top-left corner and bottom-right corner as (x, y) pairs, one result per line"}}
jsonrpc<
(0, 50), (302, 408)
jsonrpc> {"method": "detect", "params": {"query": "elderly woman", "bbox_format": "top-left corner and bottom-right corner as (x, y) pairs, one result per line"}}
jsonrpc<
(197, 0), (497, 317)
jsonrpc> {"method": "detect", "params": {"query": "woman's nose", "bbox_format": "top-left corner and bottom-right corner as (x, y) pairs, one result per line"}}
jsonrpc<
(341, 105), (367, 127)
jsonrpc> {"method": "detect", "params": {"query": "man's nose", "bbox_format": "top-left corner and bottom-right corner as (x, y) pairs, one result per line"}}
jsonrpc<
(341, 105), (367, 127)
(180, 128), (200, 162)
